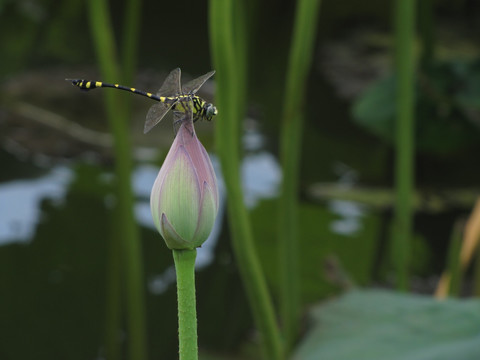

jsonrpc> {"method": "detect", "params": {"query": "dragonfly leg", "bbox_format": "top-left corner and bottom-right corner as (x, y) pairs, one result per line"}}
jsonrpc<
(173, 118), (182, 135)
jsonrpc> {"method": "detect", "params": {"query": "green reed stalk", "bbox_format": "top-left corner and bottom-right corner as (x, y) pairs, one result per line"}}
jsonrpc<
(278, 0), (321, 350)
(121, 0), (142, 84)
(392, 0), (416, 291)
(87, 1), (147, 360)
(173, 249), (198, 360)
(209, 1), (283, 359)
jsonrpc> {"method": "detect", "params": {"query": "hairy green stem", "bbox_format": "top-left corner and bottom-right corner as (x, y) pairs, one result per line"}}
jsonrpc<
(209, 0), (283, 359)
(173, 249), (198, 360)
(278, 0), (321, 349)
(87, 1), (147, 359)
(393, 0), (416, 291)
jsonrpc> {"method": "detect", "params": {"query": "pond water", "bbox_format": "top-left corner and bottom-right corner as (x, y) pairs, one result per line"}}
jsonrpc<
(2, 55), (478, 358)
(0, 118), (299, 358)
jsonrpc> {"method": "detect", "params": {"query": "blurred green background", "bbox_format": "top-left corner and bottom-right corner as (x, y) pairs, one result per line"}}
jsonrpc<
(1, 0), (480, 359)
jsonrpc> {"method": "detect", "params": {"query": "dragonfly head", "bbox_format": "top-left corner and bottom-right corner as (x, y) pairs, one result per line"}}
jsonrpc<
(204, 103), (218, 121)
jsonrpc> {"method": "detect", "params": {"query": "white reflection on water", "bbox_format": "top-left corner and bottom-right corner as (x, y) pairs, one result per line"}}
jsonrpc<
(328, 200), (366, 235)
(0, 166), (72, 245)
(328, 161), (365, 236)
(242, 152), (281, 208)
(148, 265), (176, 295)
(242, 124), (281, 208)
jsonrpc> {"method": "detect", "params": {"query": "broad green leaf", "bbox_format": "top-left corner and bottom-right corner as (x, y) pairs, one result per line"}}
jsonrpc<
(293, 289), (480, 360)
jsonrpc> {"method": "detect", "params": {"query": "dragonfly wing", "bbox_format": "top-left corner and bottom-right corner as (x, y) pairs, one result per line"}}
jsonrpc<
(182, 70), (215, 95)
(144, 100), (177, 134)
(156, 68), (182, 96)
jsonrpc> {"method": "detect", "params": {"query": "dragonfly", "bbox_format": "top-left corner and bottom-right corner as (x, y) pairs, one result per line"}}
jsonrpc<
(68, 68), (217, 133)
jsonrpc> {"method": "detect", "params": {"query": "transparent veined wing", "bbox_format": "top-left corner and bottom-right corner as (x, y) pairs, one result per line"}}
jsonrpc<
(182, 70), (215, 95)
(143, 68), (182, 134)
(144, 100), (178, 134)
(143, 69), (214, 133)
(156, 68), (182, 96)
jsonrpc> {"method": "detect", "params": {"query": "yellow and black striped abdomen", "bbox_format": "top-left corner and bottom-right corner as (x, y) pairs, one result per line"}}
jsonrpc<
(70, 79), (161, 101)
(70, 80), (103, 90)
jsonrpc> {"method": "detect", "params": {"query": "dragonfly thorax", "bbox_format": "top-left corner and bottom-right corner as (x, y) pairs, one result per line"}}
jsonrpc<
(180, 96), (217, 123)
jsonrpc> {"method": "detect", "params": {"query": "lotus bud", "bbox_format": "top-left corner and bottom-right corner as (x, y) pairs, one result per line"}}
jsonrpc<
(150, 121), (219, 250)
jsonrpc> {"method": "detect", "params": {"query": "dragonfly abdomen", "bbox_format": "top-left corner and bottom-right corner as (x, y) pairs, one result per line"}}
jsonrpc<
(70, 79), (165, 102)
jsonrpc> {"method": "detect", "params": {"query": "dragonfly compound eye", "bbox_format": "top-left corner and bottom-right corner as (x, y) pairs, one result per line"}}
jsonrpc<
(205, 103), (217, 120)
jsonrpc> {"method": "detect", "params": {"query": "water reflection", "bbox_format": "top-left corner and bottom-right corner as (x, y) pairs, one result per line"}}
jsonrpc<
(242, 124), (282, 208)
(242, 152), (282, 208)
(148, 265), (176, 295)
(329, 162), (365, 236)
(328, 199), (366, 235)
(0, 165), (72, 245)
